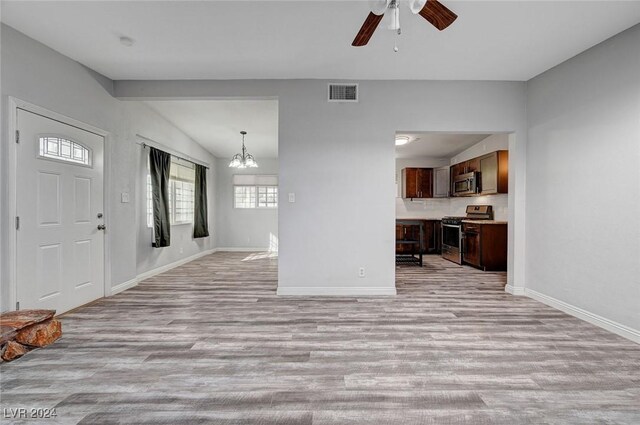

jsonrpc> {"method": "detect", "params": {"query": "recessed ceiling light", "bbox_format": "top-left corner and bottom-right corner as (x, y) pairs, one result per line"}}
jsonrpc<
(395, 136), (410, 146)
(119, 36), (135, 47)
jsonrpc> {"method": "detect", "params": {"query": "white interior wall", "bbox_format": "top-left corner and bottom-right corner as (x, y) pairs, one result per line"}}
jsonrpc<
(0, 25), (216, 310)
(526, 24), (640, 337)
(214, 157), (279, 250)
(114, 79), (528, 295)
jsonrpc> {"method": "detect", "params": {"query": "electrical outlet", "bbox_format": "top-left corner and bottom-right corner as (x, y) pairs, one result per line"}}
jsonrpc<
(179, 247), (183, 254)
(358, 267), (365, 278)
(288, 192), (295, 203)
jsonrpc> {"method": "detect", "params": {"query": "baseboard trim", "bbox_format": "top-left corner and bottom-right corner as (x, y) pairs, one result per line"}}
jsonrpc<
(505, 284), (525, 296)
(136, 248), (217, 282)
(525, 288), (640, 344)
(109, 249), (217, 297)
(215, 247), (272, 252)
(110, 277), (138, 296)
(277, 286), (397, 296)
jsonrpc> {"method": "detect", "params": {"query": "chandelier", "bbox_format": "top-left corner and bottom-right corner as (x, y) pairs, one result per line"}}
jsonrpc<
(228, 131), (258, 168)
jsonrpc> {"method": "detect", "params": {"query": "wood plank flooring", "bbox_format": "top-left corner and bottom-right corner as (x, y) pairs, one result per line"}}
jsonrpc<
(1, 252), (639, 424)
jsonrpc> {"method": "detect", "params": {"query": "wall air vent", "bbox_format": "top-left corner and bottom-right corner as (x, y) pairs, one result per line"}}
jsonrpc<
(328, 83), (358, 102)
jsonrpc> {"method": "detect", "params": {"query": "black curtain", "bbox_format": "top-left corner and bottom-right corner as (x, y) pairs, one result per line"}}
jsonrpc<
(193, 164), (209, 238)
(149, 147), (171, 247)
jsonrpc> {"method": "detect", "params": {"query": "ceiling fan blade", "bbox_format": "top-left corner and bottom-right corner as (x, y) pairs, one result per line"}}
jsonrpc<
(352, 12), (384, 47)
(417, 0), (458, 31)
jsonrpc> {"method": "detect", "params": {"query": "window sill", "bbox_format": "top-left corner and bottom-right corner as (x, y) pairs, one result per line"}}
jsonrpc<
(233, 207), (278, 210)
(172, 222), (193, 227)
(146, 222), (193, 229)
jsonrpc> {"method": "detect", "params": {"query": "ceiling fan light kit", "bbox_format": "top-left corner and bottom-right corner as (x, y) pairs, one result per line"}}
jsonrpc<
(352, 0), (458, 49)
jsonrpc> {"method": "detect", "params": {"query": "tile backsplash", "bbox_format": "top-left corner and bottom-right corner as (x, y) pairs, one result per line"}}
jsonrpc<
(396, 194), (508, 221)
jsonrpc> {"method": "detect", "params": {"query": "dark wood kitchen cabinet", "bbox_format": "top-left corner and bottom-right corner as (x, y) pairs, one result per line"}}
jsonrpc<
(402, 168), (433, 199)
(479, 150), (509, 194)
(463, 227), (481, 266)
(450, 163), (463, 179)
(466, 157), (480, 174)
(450, 150), (509, 196)
(396, 220), (441, 254)
(462, 222), (507, 271)
(451, 158), (480, 178)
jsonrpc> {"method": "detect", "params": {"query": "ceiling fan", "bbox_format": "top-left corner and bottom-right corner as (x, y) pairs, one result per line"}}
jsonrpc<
(352, 0), (458, 47)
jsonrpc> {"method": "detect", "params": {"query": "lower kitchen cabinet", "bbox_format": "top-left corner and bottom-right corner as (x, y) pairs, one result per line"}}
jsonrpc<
(462, 222), (507, 271)
(396, 220), (441, 254)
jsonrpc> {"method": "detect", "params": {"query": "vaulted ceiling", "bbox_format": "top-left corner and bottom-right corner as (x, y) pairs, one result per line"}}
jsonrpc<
(144, 100), (279, 159)
(2, 1), (640, 81)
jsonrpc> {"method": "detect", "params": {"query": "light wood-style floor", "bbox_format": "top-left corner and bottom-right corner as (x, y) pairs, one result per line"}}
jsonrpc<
(1, 252), (639, 424)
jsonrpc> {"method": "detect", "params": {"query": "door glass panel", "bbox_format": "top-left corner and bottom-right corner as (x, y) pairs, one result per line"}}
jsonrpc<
(39, 136), (91, 166)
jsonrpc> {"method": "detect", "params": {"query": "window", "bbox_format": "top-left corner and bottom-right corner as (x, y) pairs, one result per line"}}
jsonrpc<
(258, 186), (278, 208)
(147, 157), (195, 227)
(39, 136), (91, 166)
(234, 186), (257, 209)
(233, 175), (278, 209)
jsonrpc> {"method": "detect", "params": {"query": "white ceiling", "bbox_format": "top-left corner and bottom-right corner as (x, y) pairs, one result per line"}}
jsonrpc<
(145, 100), (279, 159)
(395, 133), (490, 159)
(2, 1), (639, 81)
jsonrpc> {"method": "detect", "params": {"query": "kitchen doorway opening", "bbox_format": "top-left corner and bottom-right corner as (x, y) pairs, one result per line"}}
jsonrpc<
(393, 131), (513, 290)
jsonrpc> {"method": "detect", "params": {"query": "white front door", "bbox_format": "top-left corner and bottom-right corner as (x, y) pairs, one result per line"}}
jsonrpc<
(16, 109), (105, 314)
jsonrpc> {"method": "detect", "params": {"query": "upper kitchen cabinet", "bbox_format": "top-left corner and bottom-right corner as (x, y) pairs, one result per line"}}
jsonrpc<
(402, 168), (433, 199)
(479, 150), (508, 194)
(451, 158), (480, 177)
(450, 150), (509, 196)
(433, 166), (450, 198)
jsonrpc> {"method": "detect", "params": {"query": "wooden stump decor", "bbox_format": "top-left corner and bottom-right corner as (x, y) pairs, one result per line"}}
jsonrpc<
(0, 310), (61, 362)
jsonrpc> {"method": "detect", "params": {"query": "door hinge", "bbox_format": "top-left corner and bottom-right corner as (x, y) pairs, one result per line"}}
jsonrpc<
(15, 216), (20, 230)
(15, 130), (20, 144)
(16, 301), (20, 311)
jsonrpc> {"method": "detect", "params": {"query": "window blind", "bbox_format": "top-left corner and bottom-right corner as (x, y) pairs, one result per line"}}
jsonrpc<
(233, 174), (278, 186)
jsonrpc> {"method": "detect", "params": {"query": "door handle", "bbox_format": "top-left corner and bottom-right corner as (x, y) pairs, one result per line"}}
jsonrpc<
(97, 224), (106, 231)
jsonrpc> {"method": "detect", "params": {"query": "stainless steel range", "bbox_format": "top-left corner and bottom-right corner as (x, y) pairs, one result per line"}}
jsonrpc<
(441, 205), (493, 264)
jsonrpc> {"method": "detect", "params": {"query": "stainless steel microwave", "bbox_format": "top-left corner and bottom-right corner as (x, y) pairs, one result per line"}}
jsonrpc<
(453, 172), (479, 196)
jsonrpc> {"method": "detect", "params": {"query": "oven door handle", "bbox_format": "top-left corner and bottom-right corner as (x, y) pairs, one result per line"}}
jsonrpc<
(442, 224), (462, 229)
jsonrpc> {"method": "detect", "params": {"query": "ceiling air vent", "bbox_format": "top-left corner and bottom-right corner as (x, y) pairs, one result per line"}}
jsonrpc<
(328, 83), (358, 102)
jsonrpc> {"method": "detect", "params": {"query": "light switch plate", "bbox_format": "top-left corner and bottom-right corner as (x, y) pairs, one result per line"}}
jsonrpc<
(121, 192), (130, 203)
(288, 193), (295, 203)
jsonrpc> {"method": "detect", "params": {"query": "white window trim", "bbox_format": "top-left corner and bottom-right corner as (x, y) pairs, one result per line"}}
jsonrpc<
(171, 178), (195, 225)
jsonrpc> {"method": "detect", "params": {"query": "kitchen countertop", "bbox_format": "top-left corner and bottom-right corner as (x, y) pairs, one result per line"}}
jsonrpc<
(462, 220), (508, 225)
(396, 218), (442, 221)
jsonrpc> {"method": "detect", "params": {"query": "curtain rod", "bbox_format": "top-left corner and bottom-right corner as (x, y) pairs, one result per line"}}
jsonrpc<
(136, 134), (210, 169)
